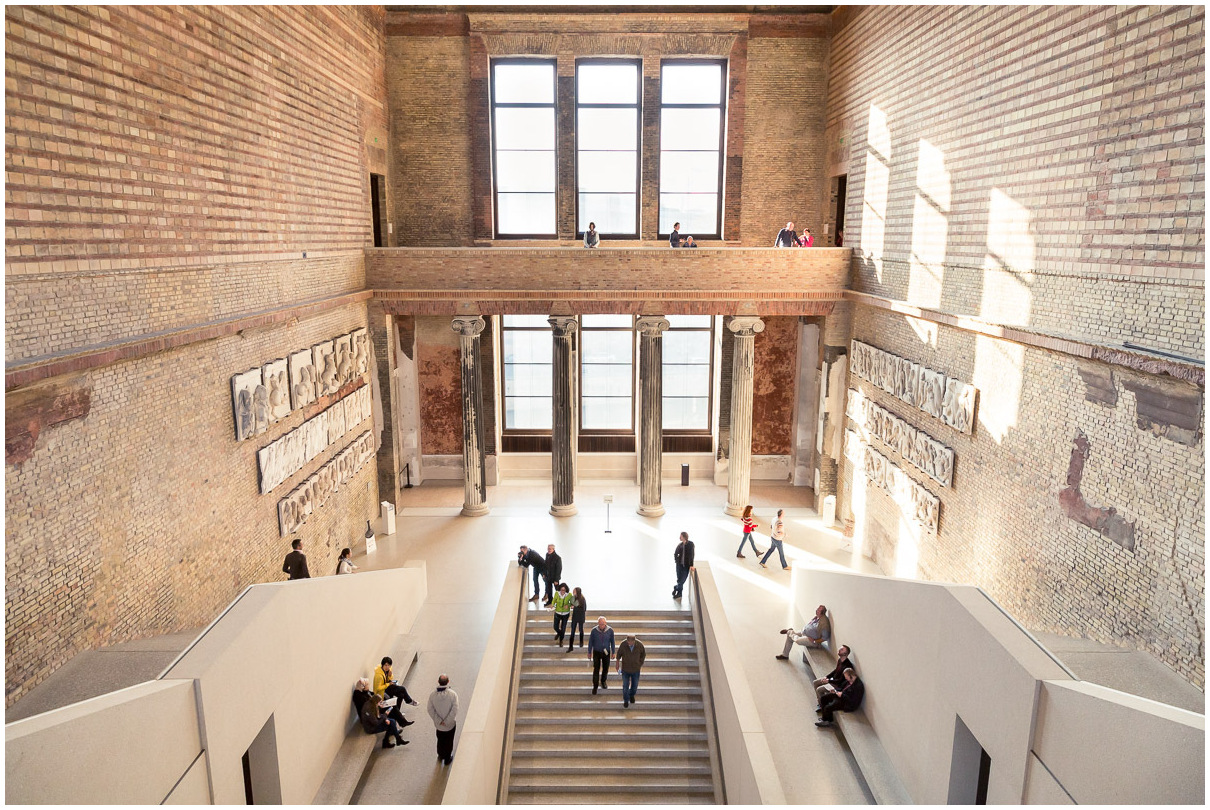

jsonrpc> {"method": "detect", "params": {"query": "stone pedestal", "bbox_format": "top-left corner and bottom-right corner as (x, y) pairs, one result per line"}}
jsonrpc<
(725, 315), (765, 516)
(636, 315), (670, 517)
(549, 314), (579, 516)
(452, 315), (489, 516)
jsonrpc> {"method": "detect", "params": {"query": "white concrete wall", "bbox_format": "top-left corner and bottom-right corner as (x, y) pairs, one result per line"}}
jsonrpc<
(693, 563), (786, 805)
(162, 563), (427, 805)
(443, 564), (527, 804)
(796, 569), (1206, 804)
(1032, 679), (1204, 804)
(797, 569), (1072, 803)
(6, 679), (204, 804)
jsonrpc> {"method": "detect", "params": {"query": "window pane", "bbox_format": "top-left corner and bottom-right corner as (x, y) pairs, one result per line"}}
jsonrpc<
(660, 108), (722, 151)
(582, 314), (633, 327)
(507, 396), (552, 430)
(578, 63), (639, 104)
(667, 315), (712, 328)
(663, 397), (710, 430)
(663, 364), (710, 396)
(496, 151), (557, 192)
(664, 331), (711, 364)
(505, 363), (553, 397)
(503, 315), (552, 328)
(503, 330), (553, 363)
(495, 108), (556, 150)
(494, 63), (555, 104)
(578, 152), (637, 193)
(578, 193), (636, 234)
(582, 331), (632, 363)
(659, 193), (717, 234)
(583, 397), (632, 429)
(661, 63), (723, 104)
(583, 363), (632, 396)
(660, 151), (721, 193)
(498, 193), (556, 234)
(578, 108), (638, 150)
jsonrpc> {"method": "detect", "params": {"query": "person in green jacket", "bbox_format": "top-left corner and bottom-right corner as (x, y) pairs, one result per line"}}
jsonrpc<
(550, 582), (574, 645)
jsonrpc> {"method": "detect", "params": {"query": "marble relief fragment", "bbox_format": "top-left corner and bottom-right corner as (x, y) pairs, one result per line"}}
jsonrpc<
(334, 334), (353, 389)
(919, 369), (944, 419)
(231, 368), (262, 441)
(289, 349), (317, 410)
(352, 328), (370, 376)
(942, 379), (977, 434)
(263, 358), (291, 423)
(903, 363), (921, 407)
(313, 341), (338, 397)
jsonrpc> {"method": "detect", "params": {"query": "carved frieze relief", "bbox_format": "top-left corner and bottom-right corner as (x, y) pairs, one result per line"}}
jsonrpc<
(847, 388), (955, 487)
(850, 340), (977, 434)
(277, 430), (376, 537)
(846, 429), (941, 534)
(257, 385), (372, 494)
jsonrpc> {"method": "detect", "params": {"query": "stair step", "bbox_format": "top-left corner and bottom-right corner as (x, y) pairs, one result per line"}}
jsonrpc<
(519, 685), (702, 695)
(510, 764), (713, 776)
(523, 644), (699, 653)
(520, 672), (699, 682)
(508, 780), (714, 793)
(514, 730), (708, 741)
(511, 747), (710, 759)
(514, 715), (706, 725)
(507, 791), (713, 805)
(517, 699), (705, 710)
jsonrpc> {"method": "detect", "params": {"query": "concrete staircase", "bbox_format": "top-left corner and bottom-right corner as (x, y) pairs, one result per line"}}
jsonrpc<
(505, 609), (719, 804)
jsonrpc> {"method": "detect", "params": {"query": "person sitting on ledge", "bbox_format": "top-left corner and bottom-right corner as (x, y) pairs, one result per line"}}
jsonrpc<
(683, 235), (699, 248)
(584, 221), (600, 248)
(354, 677), (409, 749)
(813, 644), (855, 707)
(775, 604), (831, 659)
(816, 668), (864, 727)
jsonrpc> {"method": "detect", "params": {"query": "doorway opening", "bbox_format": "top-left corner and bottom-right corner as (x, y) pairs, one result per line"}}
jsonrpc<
(370, 173), (387, 247)
(947, 714), (991, 804)
(242, 714), (282, 804)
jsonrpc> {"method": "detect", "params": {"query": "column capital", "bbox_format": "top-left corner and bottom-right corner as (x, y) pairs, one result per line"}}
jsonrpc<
(548, 314), (578, 336)
(450, 315), (486, 337)
(728, 315), (766, 337)
(635, 315), (671, 336)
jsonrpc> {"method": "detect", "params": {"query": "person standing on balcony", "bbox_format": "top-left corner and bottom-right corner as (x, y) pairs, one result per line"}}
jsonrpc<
(584, 221), (600, 248)
(672, 531), (695, 599)
(615, 633), (647, 708)
(669, 222), (683, 247)
(774, 221), (798, 247)
(566, 586), (587, 653)
(797, 229), (814, 247)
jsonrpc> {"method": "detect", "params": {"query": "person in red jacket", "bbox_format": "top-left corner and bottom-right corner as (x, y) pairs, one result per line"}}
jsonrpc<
(797, 229), (814, 247)
(736, 504), (763, 558)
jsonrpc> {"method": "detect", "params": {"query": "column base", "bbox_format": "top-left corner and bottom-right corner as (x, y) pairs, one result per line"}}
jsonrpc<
(723, 503), (745, 517)
(461, 503), (490, 517)
(549, 503), (578, 517)
(637, 503), (665, 517)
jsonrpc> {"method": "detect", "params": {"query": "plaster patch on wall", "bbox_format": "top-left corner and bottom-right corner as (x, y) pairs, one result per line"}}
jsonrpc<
(1058, 430), (1136, 551)
(6, 378), (93, 466)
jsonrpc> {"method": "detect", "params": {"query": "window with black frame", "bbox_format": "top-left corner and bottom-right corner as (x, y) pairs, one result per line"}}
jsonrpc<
(576, 60), (641, 238)
(501, 315), (553, 432)
(492, 59), (557, 237)
(662, 315), (714, 448)
(659, 60), (727, 239)
(580, 314), (635, 432)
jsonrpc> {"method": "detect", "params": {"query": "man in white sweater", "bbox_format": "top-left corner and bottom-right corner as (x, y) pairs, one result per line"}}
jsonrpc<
(426, 674), (459, 765)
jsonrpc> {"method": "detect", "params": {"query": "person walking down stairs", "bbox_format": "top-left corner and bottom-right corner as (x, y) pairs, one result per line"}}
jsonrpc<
(588, 616), (616, 694)
(615, 634), (647, 709)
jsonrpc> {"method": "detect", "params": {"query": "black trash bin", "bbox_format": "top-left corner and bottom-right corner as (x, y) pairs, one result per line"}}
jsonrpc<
(681, 463), (690, 486)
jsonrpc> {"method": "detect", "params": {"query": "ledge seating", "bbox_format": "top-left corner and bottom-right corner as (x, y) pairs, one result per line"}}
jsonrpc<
(313, 635), (420, 805)
(802, 645), (911, 805)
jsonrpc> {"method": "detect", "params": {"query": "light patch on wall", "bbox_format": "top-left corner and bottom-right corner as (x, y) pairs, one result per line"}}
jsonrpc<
(905, 315), (938, 346)
(894, 512), (921, 579)
(982, 188), (1035, 327)
(908, 139), (950, 308)
(861, 104), (891, 281)
(972, 335), (1025, 444)
(849, 465), (868, 560)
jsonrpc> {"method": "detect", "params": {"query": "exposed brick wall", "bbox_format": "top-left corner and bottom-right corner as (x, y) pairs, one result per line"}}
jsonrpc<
(415, 315), (464, 456)
(752, 315), (798, 455)
(841, 305), (1204, 688)
(5, 302), (378, 707)
(829, 5), (1205, 357)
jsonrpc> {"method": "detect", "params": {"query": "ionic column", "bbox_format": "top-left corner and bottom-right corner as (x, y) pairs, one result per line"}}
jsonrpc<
(636, 315), (670, 517)
(725, 315), (765, 516)
(452, 315), (489, 516)
(549, 314), (579, 516)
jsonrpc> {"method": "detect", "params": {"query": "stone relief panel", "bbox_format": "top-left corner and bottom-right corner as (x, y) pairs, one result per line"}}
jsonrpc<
(313, 340), (338, 398)
(289, 348), (317, 410)
(257, 385), (372, 494)
(278, 430), (375, 537)
(231, 368), (264, 441)
(334, 333), (354, 389)
(263, 358), (291, 423)
(352, 328), (370, 376)
(851, 340), (976, 434)
(847, 388), (955, 487)
(847, 429), (940, 533)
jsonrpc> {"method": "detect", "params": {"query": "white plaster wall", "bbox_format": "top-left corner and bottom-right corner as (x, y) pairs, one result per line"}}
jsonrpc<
(162, 564), (427, 805)
(1032, 679), (1204, 804)
(6, 679), (203, 804)
(792, 322), (820, 485)
(796, 569), (1072, 804)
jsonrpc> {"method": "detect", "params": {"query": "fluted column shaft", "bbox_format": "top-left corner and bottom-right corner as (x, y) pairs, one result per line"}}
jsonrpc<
(725, 316), (765, 516)
(636, 316), (671, 517)
(549, 314), (579, 516)
(452, 315), (489, 516)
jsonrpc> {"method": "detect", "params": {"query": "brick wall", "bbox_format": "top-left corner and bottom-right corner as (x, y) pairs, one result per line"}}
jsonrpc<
(829, 5), (1205, 357)
(416, 315), (464, 456)
(4, 6), (388, 706)
(752, 315), (798, 455)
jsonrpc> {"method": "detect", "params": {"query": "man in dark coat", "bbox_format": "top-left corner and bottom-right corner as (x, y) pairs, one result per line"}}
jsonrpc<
(543, 543), (563, 606)
(816, 669), (864, 727)
(518, 544), (546, 602)
(813, 645), (855, 706)
(282, 538), (310, 580)
(672, 531), (694, 599)
(774, 221), (798, 247)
